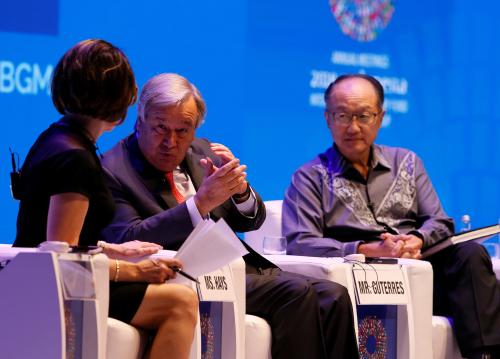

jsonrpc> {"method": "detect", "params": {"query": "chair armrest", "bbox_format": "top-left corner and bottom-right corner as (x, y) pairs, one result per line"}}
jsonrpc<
(265, 254), (351, 286)
(91, 253), (110, 359)
(225, 258), (246, 359)
(268, 254), (360, 330)
(228, 257), (246, 309)
(0, 247), (109, 359)
(265, 254), (359, 326)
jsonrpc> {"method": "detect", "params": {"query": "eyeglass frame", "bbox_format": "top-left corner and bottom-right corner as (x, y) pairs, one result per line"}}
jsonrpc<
(139, 117), (195, 140)
(327, 110), (381, 126)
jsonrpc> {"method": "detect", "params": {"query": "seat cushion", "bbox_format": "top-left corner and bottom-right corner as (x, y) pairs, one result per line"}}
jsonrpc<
(432, 316), (463, 359)
(107, 318), (148, 359)
(245, 314), (272, 359)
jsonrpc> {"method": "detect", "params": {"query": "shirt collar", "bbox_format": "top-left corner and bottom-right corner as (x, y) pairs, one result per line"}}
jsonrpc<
(371, 145), (392, 170)
(328, 143), (392, 179)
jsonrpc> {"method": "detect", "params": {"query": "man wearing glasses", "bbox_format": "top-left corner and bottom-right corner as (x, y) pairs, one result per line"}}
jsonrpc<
(282, 74), (500, 359)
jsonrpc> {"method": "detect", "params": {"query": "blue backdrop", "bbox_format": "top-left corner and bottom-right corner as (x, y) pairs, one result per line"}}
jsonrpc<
(1, 0), (499, 243)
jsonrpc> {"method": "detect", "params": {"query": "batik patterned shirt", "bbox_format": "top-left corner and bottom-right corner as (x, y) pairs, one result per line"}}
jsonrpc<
(282, 144), (454, 257)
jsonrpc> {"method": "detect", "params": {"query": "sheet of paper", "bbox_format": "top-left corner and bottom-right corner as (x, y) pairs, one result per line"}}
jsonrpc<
(175, 220), (213, 259)
(173, 218), (248, 278)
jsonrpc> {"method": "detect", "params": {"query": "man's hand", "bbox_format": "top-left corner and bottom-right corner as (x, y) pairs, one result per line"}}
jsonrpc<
(359, 233), (423, 259)
(210, 143), (235, 164)
(194, 157), (248, 216)
(358, 234), (405, 257)
(210, 142), (249, 199)
(397, 234), (423, 259)
(102, 240), (162, 260)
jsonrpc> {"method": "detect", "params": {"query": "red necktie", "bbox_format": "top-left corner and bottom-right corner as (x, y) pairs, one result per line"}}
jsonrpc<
(165, 171), (185, 203)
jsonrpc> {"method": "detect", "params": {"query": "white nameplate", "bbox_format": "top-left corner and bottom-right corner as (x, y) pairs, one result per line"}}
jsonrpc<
(352, 264), (408, 305)
(197, 266), (236, 302)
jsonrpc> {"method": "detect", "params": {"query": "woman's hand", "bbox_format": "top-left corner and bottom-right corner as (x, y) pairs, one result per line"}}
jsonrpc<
(102, 240), (162, 260)
(132, 258), (184, 283)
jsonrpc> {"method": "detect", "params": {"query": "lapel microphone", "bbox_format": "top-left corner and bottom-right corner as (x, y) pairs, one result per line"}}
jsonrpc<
(9, 147), (23, 200)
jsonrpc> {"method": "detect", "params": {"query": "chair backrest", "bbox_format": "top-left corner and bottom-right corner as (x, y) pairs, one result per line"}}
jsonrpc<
(244, 200), (283, 254)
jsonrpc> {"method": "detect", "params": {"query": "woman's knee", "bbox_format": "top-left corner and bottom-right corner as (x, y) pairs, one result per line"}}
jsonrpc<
(155, 284), (199, 323)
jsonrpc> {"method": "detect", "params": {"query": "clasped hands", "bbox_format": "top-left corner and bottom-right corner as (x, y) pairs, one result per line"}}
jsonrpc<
(358, 233), (423, 259)
(194, 143), (249, 216)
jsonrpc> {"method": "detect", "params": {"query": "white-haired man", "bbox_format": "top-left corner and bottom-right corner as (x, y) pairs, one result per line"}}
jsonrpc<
(101, 73), (359, 359)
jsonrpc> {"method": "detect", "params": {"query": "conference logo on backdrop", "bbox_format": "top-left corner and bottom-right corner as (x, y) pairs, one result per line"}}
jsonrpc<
(329, 0), (395, 42)
(0, 61), (53, 96)
(0, 0), (58, 96)
(307, 0), (407, 128)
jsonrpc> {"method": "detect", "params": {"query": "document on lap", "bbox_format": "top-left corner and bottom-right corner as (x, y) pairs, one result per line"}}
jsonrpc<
(168, 219), (248, 284)
(421, 224), (500, 258)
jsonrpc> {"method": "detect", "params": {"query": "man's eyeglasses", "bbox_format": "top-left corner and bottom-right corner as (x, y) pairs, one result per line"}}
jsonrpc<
(146, 122), (191, 139)
(329, 111), (380, 126)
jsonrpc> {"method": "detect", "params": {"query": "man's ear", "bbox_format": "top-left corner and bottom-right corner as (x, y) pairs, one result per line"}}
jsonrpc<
(325, 111), (332, 129)
(134, 115), (143, 133)
(377, 110), (386, 129)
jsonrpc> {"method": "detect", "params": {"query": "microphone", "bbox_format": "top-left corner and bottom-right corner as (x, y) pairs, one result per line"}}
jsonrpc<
(9, 147), (23, 200)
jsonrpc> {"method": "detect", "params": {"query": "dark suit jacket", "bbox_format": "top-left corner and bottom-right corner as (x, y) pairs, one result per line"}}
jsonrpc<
(101, 134), (274, 269)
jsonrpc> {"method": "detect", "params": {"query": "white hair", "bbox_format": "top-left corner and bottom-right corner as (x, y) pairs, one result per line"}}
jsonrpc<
(136, 73), (206, 129)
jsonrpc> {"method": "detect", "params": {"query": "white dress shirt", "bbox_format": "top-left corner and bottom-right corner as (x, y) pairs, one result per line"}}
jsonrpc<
(171, 167), (257, 227)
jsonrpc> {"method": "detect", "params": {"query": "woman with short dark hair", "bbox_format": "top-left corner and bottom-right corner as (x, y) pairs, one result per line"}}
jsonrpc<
(14, 39), (198, 359)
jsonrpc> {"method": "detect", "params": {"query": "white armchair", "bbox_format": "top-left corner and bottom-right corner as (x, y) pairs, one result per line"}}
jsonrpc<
(245, 200), (500, 359)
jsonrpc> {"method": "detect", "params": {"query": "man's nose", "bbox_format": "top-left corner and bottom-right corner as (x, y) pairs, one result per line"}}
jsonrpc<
(162, 131), (177, 148)
(346, 119), (361, 132)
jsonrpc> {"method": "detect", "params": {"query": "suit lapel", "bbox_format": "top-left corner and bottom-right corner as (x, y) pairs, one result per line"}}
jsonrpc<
(184, 147), (205, 191)
(152, 177), (179, 210)
(125, 134), (179, 210)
